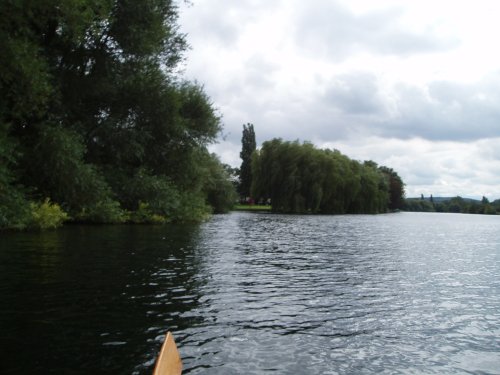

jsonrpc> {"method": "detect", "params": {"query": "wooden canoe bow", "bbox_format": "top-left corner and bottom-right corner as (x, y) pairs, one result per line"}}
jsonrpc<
(153, 332), (183, 375)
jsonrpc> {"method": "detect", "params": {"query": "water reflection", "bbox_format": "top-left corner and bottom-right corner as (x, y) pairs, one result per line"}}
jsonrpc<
(1, 224), (208, 374)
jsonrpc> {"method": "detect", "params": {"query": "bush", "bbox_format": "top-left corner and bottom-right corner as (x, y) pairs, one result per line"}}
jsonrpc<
(0, 192), (31, 230)
(129, 202), (168, 224)
(0, 178), (31, 230)
(29, 198), (69, 229)
(24, 125), (117, 215)
(0, 125), (31, 230)
(173, 192), (211, 222)
(76, 199), (128, 224)
(203, 155), (238, 214)
(107, 169), (212, 222)
(108, 169), (181, 217)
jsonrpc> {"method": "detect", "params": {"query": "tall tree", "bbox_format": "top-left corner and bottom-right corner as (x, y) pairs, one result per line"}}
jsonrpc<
(379, 166), (405, 210)
(238, 123), (256, 197)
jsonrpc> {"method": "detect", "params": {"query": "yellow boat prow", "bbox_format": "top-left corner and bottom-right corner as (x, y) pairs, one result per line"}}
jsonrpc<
(153, 332), (182, 375)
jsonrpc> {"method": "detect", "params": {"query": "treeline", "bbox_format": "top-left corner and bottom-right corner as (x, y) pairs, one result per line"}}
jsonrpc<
(251, 139), (404, 214)
(0, 1), (236, 230)
(405, 196), (499, 215)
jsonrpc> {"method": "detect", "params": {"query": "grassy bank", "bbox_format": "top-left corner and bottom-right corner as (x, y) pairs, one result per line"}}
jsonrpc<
(233, 205), (272, 212)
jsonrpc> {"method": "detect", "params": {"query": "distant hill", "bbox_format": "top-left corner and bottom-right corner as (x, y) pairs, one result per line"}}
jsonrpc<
(407, 196), (481, 203)
(404, 195), (498, 215)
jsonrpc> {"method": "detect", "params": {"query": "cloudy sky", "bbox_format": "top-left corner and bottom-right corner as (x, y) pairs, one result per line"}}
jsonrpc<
(178, 0), (500, 200)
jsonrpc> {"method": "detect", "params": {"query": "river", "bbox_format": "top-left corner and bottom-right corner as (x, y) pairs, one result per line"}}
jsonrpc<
(1, 212), (499, 374)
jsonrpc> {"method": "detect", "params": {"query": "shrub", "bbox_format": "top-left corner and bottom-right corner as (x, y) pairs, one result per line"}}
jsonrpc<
(24, 125), (117, 215)
(107, 169), (212, 222)
(108, 169), (181, 217)
(203, 155), (238, 214)
(129, 202), (168, 224)
(76, 199), (128, 224)
(0, 126), (31, 230)
(29, 198), (69, 229)
(172, 192), (211, 222)
(150, 214), (168, 224)
(0, 192), (31, 230)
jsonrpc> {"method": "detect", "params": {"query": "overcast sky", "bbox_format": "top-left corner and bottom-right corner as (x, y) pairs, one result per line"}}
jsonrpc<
(178, 0), (500, 200)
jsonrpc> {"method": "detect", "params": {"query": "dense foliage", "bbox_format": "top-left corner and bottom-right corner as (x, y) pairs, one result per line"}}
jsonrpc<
(0, 0), (236, 230)
(238, 123), (256, 198)
(251, 139), (405, 214)
(404, 196), (499, 215)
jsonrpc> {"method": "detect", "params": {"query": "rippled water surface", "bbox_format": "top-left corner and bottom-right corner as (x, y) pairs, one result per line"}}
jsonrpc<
(1, 212), (499, 374)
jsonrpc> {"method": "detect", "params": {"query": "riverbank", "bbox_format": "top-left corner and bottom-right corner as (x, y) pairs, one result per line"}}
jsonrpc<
(233, 204), (272, 212)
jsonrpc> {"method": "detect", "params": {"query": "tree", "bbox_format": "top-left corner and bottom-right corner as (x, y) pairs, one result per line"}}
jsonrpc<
(203, 154), (238, 214)
(379, 166), (405, 210)
(0, 125), (30, 229)
(448, 196), (466, 213)
(23, 124), (117, 215)
(238, 123), (256, 198)
(0, 0), (234, 229)
(251, 139), (398, 214)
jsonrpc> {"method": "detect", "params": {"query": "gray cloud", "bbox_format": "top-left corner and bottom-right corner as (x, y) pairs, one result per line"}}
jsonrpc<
(218, 71), (500, 148)
(385, 75), (500, 141)
(242, 55), (280, 90)
(294, 1), (459, 60)
(322, 73), (384, 115)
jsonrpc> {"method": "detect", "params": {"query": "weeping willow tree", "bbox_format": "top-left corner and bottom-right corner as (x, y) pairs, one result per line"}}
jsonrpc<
(251, 139), (404, 214)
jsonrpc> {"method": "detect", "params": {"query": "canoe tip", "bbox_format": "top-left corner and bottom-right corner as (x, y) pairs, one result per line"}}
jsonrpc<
(152, 331), (183, 375)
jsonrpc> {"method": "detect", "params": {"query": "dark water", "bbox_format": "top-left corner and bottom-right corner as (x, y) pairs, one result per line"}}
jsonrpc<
(1, 213), (499, 374)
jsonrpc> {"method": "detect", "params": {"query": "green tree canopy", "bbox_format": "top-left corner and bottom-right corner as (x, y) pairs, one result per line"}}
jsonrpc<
(251, 139), (402, 214)
(0, 0), (235, 229)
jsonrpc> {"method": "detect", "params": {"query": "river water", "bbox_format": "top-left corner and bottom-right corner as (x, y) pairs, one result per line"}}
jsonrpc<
(1, 212), (499, 374)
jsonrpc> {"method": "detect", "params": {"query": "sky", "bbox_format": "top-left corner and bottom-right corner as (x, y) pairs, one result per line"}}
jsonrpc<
(178, 0), (500, 200)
